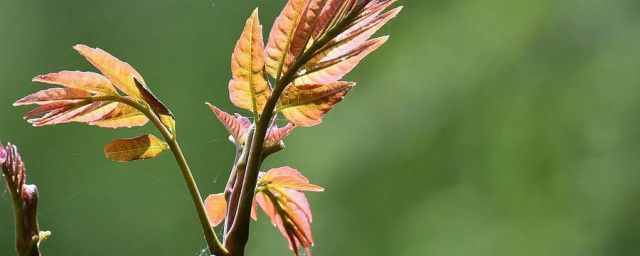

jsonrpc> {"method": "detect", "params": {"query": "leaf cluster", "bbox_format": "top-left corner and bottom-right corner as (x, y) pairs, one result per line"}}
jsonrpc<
(12, 0), (400, 255)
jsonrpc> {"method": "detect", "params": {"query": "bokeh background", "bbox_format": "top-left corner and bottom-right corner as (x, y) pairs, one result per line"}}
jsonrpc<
(1, 0), (640, 255)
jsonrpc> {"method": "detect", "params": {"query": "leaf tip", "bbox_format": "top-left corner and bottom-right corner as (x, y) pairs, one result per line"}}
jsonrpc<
(205, 102), (216, 111)
(72, 44), (89, 51)
(32, 75), (46, 82)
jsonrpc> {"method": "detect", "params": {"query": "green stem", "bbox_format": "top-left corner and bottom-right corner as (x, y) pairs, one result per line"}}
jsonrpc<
(224, 10), (361, 255)
(91, 96), (228, 256)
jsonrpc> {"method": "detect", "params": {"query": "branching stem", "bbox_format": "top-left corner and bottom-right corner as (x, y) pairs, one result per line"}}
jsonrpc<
(224, 10), (360, 255)
(90, 95), (229, 256)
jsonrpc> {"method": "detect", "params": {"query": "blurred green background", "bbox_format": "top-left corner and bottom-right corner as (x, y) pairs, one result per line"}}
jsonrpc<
(1, 0), (640, 255)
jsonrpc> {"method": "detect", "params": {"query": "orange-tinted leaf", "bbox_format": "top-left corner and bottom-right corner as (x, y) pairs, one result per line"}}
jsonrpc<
(308, 6), (400, 68)
(32, 71), (117, 95)
(133, 77), (175, 132)
(67, 102), (119, 123)
(89, 103), (148, 128)
(311, 0), (342, 38)
(260, 167), (324, 192)
(290, 0), (329, 56)
(103, 134), (168, 162)
(265, 0), (308, 79)
(73, 44), (145, 98)
(13, 88), (92, 106)
(294, 37), (387, 85)
(276, 197), (314, 255)
(204, 193), (227, 227)
(229, 9), (271, 114)
(277, 81), (354, 127)
(278, 188), (314, 222)
(256, 188), (315, 256)
(206, 103), (251, 145)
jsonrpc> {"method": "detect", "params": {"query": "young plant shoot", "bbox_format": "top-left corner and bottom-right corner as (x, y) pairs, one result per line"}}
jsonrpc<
(11, 0), (401, 255)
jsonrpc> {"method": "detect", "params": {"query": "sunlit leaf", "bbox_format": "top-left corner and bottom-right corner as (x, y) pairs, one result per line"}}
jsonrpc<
(277, 81), (354, 127)
(310, 0), (343, 38)
(133, 77), (175, 133)
(229, 9), (271, 114)
(204, 193), (227, 227)
(89, 103), (149, 128)
(22, 102), (74, 119)
(259, 166), (324, 192)
(307, 6), (400, 68)
(294, 37), (387, 85)
(13, 88), (92, 106)
(255, 188), (317, 256)
(73, 44), (145, 98)
(253, 166), (324, 255)
(103, 134), (168, 162)
(279, 188), (314, 222)
(290, 0), (329, 57)
(265, 0), (308, 79)
(67, 102), (119, 123)
(274, 193), (314, 256)
(28, 103), (97, 127)
(206, 103), (252, 145)
(32, 71), (117, 95)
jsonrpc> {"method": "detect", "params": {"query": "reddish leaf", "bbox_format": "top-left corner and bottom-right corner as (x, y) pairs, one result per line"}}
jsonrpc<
(276, 197), (314, 255)
(27, 103), (97, 127)
(277, 81), (354, 127)
(278, 188), (314, 222)
(290, 0), (329, 56)
(229, 9), (271, 114)
(22, 102), (74, 119)
(204, 193), (227, 227)
(259, 167), (324, 192)
(103, 134), (168, 162)
(13, 88), (92, 106)
(310, 0), (343, 38)
(255, 188), (316, 256)
(294, 37), (387, 85)
(206, 103), (251, 145)
(265, 0), (308, 79)
(73, 44), (145, 98)
(308, 6), (400, 68)
(32, 71), (117, 95)
(265, 121), (295, 148)
(253, 166), (324, 254)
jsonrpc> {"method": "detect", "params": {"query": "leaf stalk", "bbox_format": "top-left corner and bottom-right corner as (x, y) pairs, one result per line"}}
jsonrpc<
(91, 95), (229, 256)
